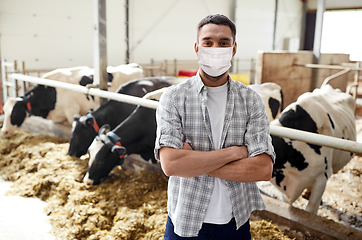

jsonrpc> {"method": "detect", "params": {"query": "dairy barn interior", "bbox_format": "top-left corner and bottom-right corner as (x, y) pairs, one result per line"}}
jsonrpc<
(1, 0), (362, 239)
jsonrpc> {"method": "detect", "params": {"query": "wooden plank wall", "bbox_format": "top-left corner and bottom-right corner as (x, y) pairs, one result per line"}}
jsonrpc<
(256, 51), (313, 107)
(256, 51), (352, 107)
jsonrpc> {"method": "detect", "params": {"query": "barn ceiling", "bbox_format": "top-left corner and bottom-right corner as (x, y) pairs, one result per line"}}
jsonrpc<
(308, 0), (362, 10)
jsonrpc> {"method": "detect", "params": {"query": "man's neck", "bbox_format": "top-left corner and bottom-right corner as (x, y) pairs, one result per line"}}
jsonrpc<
(199, 69), (229, 87)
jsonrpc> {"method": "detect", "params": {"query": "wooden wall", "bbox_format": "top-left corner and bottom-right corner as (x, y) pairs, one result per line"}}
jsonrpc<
(256, 51), (352, 107)
(317, 54), (352, 92)
(256, 51), (313, 107)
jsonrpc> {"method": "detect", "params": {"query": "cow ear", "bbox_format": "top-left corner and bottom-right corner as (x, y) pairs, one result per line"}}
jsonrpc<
(111, 145), (126, 163)
(99, 124), (111, 135)
(73, 114), (81, 122)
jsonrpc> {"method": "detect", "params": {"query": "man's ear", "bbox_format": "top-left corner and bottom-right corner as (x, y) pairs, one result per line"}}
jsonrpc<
(232, 42), (237, 57)
(194, 42), (199, 57)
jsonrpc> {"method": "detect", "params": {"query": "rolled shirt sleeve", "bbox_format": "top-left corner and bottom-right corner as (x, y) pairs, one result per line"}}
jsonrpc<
(154, 86), (184, 161)
(244, 91), (276, 163)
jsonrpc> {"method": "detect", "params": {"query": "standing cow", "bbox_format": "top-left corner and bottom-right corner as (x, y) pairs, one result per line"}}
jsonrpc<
(1, 64), (143, 136)
(68, 77), (173, 158)
(249, 82), (283, 121)
(270, 84), (356, 214)
(82, 82), (283, 185)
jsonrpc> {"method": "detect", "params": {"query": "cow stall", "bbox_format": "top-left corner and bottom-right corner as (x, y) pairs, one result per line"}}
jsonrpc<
(1, 73), (362, 239)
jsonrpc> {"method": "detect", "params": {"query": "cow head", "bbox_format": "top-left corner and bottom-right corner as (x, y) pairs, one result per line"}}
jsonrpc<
(68, 112), (99, 157)
(1, 85), (56, 136)
(1, 97), (29, 136)
(83, 124), (126, 185)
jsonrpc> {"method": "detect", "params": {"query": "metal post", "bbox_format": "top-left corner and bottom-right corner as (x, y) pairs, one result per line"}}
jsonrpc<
(164, 60), (168, 76)
(14, 60), (19, 96)
(93, 0), (108, 96)
(125, 0), (130, 64)
(21, 61), (27, 94)
(311, 0), (325, 90)
(174, 59), (177, 77)
(299, 0), (308, 50)
(272, 0), (278, 50)
(250, 58), (255, 84)
(353, 61), (361, 99)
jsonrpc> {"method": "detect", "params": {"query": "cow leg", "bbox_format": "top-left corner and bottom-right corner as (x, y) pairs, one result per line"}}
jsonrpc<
(305, 175), (327, 214)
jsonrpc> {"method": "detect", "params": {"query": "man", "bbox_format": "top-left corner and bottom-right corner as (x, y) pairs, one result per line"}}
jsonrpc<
(155, 14), (275, 239)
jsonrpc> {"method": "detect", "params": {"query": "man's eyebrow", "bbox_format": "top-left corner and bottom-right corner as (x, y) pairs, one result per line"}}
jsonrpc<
(201, 37), (232, 41)
(220, 37), (232, 41)
(201, 37), (212, 41)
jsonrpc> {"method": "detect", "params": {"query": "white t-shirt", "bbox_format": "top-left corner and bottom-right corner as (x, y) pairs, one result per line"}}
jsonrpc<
(203, 82), (233, 224)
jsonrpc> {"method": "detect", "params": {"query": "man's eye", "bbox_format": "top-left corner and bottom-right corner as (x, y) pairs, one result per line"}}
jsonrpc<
(203, 42), (212, 47)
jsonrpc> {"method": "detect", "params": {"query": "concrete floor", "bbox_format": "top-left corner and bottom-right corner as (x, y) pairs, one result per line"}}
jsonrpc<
(0, 178), (55, 240)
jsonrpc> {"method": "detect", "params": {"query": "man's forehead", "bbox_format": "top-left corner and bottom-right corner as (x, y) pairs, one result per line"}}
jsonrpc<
(198, 24), (233, 40)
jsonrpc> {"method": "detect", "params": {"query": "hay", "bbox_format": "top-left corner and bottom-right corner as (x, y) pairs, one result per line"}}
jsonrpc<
(0, 128), (293, 240)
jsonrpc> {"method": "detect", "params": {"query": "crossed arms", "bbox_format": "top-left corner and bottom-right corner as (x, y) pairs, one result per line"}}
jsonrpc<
(159, 142), (273, 182)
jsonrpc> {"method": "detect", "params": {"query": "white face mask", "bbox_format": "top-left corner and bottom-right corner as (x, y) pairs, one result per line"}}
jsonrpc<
(198, 46), (233, 77)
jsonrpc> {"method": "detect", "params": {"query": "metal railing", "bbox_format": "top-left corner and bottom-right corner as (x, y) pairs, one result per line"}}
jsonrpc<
(9, 72), (362, 155)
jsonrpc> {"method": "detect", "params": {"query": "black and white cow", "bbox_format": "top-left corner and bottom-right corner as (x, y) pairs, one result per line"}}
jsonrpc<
(82, 82), (283, 185)
(249, 82), (283, 122)
(79, 63), (144, 92)
(270, 84), (356, 214)
(1, 64), (143, 136)
(1, 66), (96, 136)
(84, 104), (158, 185)
(68, 77), (173, 158)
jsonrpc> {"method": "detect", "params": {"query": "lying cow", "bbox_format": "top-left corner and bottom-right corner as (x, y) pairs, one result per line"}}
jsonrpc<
(82, 82), (282, 185)
(68, 77), (173, 157)
(79, 63), (144, 92)
(270, 84), (356, 214)
(1, 66), (96, 136)
(1, 64), (143, 136)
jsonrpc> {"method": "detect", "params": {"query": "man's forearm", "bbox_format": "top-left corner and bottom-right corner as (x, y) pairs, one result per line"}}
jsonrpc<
(208, 153), (273, 182)
(159, 144), (248, 177)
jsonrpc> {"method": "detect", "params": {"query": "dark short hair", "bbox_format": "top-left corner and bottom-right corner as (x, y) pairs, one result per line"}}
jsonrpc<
(197, 14), (236, 43)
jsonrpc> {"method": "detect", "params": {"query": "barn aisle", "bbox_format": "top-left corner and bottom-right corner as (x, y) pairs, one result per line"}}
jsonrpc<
(0, 178), (55, 240)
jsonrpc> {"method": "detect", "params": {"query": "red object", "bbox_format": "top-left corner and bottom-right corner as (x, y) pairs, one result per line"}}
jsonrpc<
(178, 69), (197, 77)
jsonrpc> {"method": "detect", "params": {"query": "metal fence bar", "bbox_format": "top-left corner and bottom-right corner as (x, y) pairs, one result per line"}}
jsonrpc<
(9, 73), (362, 155)
(10, 73), (158, 110)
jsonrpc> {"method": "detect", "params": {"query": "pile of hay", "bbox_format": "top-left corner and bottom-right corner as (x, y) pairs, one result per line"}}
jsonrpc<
(0, 128), (293, 240)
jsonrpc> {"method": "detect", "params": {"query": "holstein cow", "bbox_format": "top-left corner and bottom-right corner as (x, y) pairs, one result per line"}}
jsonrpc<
(79, 63), (144, 92)
(68, 77), (173, 157)
(1, 66), (96, 136)
(83, 88), (167, 185)
(82, 82), (282, 185)
(249, 82), (283, 122)
(1, 64), (143, 136)
(270, 84), (356, 214)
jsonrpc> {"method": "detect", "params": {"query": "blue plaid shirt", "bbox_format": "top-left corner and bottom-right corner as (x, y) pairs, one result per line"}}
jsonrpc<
(155, 73), (275, 237)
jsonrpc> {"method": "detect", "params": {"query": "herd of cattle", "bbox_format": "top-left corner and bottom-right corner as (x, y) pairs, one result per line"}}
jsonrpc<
(0, 63), (357, 215)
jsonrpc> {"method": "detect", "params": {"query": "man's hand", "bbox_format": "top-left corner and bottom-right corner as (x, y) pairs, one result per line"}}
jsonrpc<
(182, 142), (193, 150)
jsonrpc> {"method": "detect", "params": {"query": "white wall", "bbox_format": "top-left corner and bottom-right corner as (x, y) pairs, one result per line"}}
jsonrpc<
(274, 0), (304, 51)
(0, 0), (303, 71)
